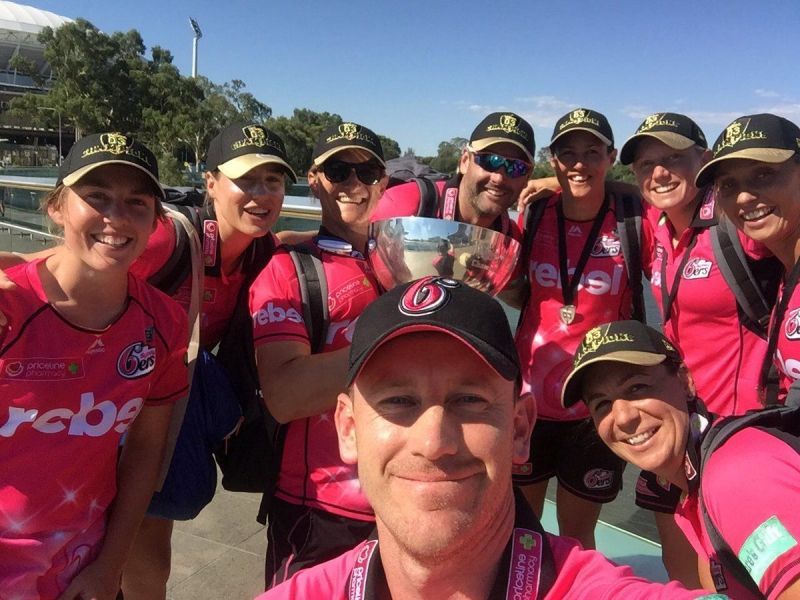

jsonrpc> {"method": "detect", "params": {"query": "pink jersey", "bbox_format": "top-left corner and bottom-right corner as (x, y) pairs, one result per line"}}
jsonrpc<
(372, 178), (522, 241)
(774, 279), (800, 389)
(259, 521), (717, 599)
(676, 427), (800, 598)
(648, 192), (769, 416)
(249, 239), (381, 520)
(0, 260), (188, 599)
(130, 213), (273, 348)
(516, 192), (650, 420)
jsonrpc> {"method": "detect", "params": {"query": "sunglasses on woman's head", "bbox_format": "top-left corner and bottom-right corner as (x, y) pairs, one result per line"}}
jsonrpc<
(322, 160), (385, 185)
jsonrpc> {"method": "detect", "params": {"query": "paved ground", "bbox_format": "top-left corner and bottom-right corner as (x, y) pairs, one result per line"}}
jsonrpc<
(167, 480), (266, 600)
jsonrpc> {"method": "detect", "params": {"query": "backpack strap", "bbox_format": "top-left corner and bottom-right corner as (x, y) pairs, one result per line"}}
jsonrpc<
(613, 192), (646, 323)
(698, 405), (800, 596)
(414, 177), (440, 218)
(288, 245), (330, 353)
(711, 215), (772, 334)
(147, 204), (202, 295)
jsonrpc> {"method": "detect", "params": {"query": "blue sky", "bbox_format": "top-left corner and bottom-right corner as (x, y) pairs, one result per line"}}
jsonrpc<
(29, 0), (800, 157)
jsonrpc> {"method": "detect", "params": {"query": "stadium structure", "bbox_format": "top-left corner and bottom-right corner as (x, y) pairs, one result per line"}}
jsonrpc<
(0, 1), (72, 166)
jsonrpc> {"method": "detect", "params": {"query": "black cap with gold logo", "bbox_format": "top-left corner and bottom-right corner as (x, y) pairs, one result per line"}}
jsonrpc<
(469, 112), (535, 163)
(312, 122), (385, 167)
(551, 108), (614, 149)
(57, 132), (164, 199)
(695, 113), (800, 188)
(206, 122), (297, 183)
(561, 320), (683, 408)
(620, 113), (708, 165)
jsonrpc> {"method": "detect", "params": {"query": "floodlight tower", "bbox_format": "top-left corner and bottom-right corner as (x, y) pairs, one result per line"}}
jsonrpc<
(190, 17), (202, 77)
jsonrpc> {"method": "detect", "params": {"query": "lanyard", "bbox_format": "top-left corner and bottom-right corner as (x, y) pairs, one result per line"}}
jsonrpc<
(759, 258), (800, 395)
(659, 231), (699, 324)
(555, 194), (610, 325)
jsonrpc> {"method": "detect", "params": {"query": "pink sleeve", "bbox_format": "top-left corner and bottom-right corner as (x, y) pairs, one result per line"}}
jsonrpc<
(249, 250), (310, 348)
(546, 535), (714, 599)
(371, 181), (422, 222)
(701, 428), (800, 598)
(254, 546), (357, 599)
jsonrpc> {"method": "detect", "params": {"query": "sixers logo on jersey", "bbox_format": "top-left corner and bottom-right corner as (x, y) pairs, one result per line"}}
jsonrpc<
(398, 276), (459, 316)
(590, 233), (621, 257)
(683, 257), (712, 280)
(785, 308), (800, 340)
(117, 342), (156, 379)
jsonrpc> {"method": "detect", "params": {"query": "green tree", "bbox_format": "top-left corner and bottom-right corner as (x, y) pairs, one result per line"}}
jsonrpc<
(270, 108), (344, 174)
(379, 135), (401, 161)
(429, 137), (467, 175)
(606, 162), (636, 183)
(11, 19), (149, 136)
(533, 147), (554, 179)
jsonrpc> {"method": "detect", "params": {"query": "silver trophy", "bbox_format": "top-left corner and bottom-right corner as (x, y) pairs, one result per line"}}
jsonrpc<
(368, 216), (521, 296)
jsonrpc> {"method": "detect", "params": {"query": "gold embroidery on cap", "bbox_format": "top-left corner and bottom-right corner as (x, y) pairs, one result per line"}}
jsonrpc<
(231, 125), (282, 152)
(325, 122), (374, 145)
(486, 113), (530, 141)
(560, 109), (600, 131)
(81, 133), (153, 166)
(716, 119), (766, 152)
(574, 324), (634, 364)
(637, 113), (679, 132)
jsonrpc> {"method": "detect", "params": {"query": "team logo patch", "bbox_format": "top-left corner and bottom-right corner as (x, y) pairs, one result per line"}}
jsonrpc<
(398, 276), (458, 316)
(682, 257), (712, 280)
(590, 233), (621, 257)
(329, 276), (375, 312)
(0, 357), (84, 380)
(715, 119), (767, 153)
(699, 193), (715, 220)
(785, 308), (800, 340)
(117, 343), (156, 379)
(203, 220), (218, 267)
(583, 468), (614, 490)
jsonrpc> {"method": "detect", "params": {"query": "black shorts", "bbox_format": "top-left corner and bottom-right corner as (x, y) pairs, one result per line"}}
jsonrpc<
(634, 469), (683, 514)
(265, 497), (375, 589)
(513, 418), (625, 503)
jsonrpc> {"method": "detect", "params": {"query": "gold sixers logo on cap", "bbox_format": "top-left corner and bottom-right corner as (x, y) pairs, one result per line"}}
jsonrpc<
(242, 125), (266, 146)
(716, 118), (767, 152)
(80, 132), (153, 166)
(339, 122), (359, 140)
(560, 109), (600, 130)
(486, 113), (530, 141)
(637, 113), (679, 132)
(574, 324), (634, 364)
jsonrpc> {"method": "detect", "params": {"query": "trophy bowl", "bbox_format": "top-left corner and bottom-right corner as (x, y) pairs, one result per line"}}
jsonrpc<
(368, 216), (521, 296)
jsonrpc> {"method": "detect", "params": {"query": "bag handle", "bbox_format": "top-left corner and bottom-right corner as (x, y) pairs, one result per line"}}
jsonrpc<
(155, 206), (204, 488)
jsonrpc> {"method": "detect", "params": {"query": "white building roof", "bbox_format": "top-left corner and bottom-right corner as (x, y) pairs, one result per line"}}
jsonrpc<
(0, 1), (70, 37)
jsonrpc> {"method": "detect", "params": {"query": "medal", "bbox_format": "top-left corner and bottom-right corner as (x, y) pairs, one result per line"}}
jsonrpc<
(560, 304), (576, 325)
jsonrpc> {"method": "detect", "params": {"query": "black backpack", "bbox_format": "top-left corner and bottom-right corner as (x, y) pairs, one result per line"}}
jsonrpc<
(519, 190), (646, 322)
(710, 214), (782, 338)
(214, 241), (330, 524)
(384, 156), (449, 218)
(698, 394), (800, 597)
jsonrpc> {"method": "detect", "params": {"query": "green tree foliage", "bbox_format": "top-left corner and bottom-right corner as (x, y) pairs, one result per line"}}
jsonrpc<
(533, 147), (554, 178)
(379, 135), (401, 161)
(606, 161), (636, 183)
(269, 109), (344, 175)
(428, 137), (467, 175)
(7, 18), (401, 184)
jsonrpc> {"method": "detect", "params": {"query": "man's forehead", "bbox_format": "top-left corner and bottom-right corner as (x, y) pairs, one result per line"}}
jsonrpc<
(552, 130), (606, 150)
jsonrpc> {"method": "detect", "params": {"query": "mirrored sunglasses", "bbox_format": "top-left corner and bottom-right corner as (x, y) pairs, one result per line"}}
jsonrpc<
(472, 152), (531, 179)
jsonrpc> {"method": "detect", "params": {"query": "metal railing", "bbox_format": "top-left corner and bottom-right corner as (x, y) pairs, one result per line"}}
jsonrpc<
(0, 176), (322, 253)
